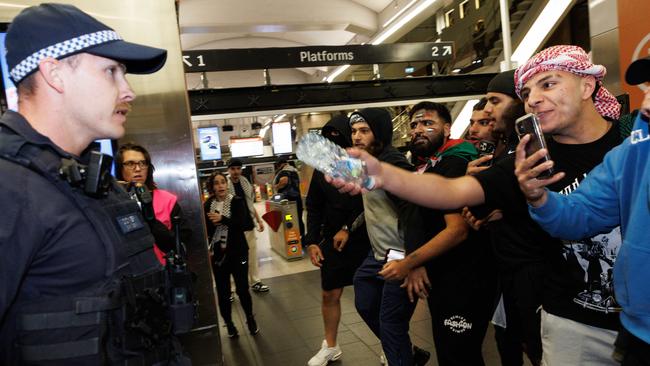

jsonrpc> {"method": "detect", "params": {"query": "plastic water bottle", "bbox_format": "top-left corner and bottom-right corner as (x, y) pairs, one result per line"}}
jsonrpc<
(296, 133), (375, 190)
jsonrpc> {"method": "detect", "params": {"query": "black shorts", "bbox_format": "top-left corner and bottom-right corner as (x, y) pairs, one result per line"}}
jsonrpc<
(319, 236), (368, 291)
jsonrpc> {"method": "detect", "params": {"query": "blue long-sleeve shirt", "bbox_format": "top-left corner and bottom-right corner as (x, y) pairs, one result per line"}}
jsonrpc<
(530, 114), (650, 344)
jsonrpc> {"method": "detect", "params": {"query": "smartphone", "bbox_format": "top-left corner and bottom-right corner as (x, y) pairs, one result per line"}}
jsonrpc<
(385, 248), (405, 262)
(477, 140), (496, 167)
(515, 113), (554, 179)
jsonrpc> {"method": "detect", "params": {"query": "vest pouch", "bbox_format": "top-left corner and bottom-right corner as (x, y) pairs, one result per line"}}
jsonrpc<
(166, 265), (196, 335)
(16, 288), (120, 365)
(113, 267), (177, 363)
(169, 303), (195, 335)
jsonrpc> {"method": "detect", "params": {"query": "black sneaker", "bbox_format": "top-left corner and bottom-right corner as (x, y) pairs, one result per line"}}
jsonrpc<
(413, 345), (431, 366)
(225, 322), (238, 338)
(251, 282), (270, 293)
(246, 316), (260, 335)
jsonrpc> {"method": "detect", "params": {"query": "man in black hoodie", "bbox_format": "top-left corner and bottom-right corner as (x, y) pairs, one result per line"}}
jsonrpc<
(305, 115), (370, 366)
(349, 108), (429, 366)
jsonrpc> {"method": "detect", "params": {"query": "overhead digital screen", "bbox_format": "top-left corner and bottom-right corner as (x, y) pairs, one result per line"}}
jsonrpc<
(230, 137), (264, 158)
(198, 127), (222, 161)
(272, 121), (292, 154)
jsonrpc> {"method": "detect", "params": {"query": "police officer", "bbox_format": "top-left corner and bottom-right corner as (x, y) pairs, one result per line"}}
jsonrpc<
(0, 4), (191, 365)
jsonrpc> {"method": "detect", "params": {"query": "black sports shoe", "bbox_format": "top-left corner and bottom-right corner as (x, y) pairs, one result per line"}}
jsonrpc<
(225, 322), (239, 338)
(413, 345), (431, 366)
(246, 316), (260, 335)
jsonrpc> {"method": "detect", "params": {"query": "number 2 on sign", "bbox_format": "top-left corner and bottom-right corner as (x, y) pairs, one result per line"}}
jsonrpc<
(431, 46), (439, 57)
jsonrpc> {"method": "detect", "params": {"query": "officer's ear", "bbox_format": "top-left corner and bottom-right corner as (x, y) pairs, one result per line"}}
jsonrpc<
(37, 57), (65, 93)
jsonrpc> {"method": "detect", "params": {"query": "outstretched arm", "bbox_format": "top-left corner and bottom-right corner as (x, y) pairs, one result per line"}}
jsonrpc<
(329, 148), (486, 210)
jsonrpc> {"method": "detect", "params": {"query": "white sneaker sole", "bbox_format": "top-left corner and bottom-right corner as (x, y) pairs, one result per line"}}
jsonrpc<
(309, 350), (342, 366)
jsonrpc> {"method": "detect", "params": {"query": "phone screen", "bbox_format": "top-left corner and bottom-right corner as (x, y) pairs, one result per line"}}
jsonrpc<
(477, 140), (496, 167)
(515, 113), (554, 179)
(385, 248), (405, 262)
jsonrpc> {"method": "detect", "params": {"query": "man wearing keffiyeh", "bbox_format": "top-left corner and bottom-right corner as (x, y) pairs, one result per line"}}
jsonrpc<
(510, 45), (625, 365)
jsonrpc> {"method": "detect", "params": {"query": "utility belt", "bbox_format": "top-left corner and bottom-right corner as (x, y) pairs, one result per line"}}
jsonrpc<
(16, 263), (195, 365)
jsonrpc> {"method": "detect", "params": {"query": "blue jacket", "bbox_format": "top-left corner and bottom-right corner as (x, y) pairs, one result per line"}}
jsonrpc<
(530, 115), (650, 344)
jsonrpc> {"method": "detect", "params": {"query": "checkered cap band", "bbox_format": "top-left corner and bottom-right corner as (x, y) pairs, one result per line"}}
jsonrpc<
(515, 45), (621, 120)
(10, 30), (122, 83)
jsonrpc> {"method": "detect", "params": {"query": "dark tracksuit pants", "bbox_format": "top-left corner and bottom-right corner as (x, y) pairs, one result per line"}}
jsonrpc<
(354, 254), (417, 366)
(213, 258), (253, 324)
(494, 264), (544, 366)
(425, 258), (497, 366)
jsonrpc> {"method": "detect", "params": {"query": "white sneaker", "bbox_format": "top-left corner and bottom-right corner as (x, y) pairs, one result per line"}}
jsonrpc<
(308, 340), (342, 366)
(379, 351), (387, 365)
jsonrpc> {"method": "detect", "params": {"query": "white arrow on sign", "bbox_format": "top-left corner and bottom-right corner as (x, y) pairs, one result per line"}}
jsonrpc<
(182, 55), (192, 67)
(443, 46), (452, 56)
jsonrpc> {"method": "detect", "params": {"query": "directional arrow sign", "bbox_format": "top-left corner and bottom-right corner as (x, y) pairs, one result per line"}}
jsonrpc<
(182, 42), (455, 73)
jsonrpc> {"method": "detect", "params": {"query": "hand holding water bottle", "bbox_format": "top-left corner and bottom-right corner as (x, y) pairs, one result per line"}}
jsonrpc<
(296, 133), (381, 194)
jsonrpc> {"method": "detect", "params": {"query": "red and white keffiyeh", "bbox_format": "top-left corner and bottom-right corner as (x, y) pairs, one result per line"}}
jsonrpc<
(514, 45), (621, 120)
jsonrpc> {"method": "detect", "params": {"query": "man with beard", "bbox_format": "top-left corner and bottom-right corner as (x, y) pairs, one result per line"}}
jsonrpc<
(227, 159), (269, 293)
(466, 70), (520, 175)
(379, 101), (496, 365)
(305, 115), (370, 366)
(349, 108), (429, 366)
(467, 97), (495, 148)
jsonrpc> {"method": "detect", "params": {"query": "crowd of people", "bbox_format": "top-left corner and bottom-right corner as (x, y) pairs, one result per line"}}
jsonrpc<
(0, 3), (648, 366)
(326, 46), (649, 366)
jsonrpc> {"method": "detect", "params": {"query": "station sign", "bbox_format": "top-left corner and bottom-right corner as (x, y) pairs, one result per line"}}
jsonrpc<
(182, 42), (454, 72)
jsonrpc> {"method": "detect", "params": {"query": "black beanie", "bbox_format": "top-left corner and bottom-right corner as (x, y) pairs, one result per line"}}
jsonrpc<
(487, 69), (517, 99)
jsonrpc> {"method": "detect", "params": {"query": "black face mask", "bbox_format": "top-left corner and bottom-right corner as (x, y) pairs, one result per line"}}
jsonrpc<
(324, 132), (349, 148)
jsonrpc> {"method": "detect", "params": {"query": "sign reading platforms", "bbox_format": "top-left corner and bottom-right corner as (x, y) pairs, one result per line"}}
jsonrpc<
(182, 42), (454, 72)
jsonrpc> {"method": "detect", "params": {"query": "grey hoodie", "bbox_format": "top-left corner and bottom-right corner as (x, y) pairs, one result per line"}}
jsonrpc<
(351, 108), (413, 260)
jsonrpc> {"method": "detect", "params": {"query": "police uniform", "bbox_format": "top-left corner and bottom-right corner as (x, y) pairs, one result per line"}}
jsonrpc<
(0, 111), (190, 364)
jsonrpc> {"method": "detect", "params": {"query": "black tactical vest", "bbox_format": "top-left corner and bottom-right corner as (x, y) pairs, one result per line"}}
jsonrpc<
(0, 130), (193, 365)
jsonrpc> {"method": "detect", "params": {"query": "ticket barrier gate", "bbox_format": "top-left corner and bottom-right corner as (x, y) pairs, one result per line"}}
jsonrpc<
(262, 197), (303, 260)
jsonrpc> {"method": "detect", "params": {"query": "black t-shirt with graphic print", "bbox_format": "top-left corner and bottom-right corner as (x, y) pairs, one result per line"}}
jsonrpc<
(475, 121), (623, 330)
(540, 121), (623, 330)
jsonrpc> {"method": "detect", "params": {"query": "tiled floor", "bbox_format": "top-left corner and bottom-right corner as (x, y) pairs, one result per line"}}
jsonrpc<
(187, 202), (533, 365)
(216, 270), (532, 366)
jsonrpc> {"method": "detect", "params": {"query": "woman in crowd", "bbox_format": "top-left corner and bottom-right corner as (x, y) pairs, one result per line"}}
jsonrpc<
(116, 142), (191, 263)
(204, 172), (259, 338)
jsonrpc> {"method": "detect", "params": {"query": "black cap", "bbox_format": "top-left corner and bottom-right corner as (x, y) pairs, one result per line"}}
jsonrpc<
(228, 158), (243, 168)
(6, 3), (167, 84)
(487, 69), (517, 99)
(625, 56), (650, 85)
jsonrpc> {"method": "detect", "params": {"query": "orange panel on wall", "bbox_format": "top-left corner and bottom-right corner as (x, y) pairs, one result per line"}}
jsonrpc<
(618, 0), (650, 108)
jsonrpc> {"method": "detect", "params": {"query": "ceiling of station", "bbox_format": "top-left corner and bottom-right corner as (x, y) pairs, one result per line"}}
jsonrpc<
(178, 0), (446, 88)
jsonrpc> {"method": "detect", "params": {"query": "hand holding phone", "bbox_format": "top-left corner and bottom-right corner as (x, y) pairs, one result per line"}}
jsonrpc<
(515, 113), (554, 179)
